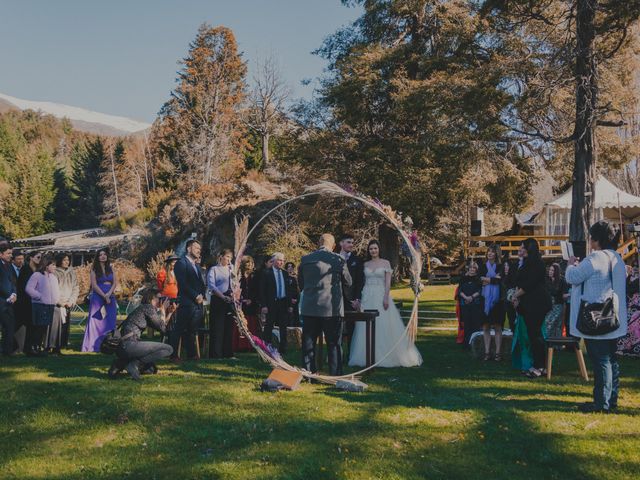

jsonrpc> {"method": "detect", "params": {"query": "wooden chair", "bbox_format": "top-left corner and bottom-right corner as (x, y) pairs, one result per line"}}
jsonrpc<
(176, 330), (207, 359)
(545, 336), (589, 381)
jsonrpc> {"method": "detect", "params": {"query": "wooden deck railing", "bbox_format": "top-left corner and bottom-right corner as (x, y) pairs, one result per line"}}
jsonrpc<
(465, 235), (638, 261)
(618, 237), (638, 261)
(464, 235), (568, 258)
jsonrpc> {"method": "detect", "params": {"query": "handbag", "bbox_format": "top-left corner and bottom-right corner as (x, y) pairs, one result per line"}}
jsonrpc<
(576, 251), (621, 336)
(100, 327), (135, 355)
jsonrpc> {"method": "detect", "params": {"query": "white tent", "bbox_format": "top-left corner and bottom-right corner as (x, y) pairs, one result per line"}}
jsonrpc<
(545, 176), (640, 235)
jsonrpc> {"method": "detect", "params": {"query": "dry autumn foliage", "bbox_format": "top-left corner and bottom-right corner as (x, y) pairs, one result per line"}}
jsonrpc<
(74, 259), (145, 301)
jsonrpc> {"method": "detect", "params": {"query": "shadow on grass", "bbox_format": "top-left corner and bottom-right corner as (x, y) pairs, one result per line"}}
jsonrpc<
(1, 331), (639, 479)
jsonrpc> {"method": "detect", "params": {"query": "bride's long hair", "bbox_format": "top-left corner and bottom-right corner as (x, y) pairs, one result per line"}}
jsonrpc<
(366, 239), (382, 260)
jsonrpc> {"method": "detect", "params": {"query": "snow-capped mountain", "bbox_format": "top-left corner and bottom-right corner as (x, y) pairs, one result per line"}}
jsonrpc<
(0, 92), (151, 137)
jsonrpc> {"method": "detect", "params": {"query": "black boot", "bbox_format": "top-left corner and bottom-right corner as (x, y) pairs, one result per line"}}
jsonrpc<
(108, 358), (127, 379)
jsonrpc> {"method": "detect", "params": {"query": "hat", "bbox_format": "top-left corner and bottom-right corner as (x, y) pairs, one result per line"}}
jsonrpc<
(165, 254), (180, 263)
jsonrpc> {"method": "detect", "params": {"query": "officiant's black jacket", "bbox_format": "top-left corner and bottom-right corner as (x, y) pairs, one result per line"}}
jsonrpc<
(174, 256), (206, 306)
(259, 268), (293, 311)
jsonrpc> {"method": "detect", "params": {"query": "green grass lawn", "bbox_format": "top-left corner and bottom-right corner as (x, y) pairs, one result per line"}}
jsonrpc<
(2, 285), (640, 479)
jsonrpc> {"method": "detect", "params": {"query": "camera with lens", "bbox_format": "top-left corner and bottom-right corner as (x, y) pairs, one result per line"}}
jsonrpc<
(627, 223), (640, 234)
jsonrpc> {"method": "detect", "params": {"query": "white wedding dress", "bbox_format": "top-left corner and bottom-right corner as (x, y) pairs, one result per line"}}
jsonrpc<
(348, 266), (423, 367)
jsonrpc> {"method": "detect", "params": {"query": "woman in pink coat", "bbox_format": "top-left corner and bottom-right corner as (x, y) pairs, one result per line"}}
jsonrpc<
(25, 256), (60, 356)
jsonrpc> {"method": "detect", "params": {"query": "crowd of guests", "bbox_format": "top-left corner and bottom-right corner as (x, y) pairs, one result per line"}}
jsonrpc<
(457, 221), (629, 413)
(1, 220), (633, 411)
(153, 239), (301, 368)
(1, 243), (79, 358)
(0, 238), (303, 380)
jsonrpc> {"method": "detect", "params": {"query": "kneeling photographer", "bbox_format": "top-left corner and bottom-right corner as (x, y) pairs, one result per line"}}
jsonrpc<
(108, 288), (176, 381)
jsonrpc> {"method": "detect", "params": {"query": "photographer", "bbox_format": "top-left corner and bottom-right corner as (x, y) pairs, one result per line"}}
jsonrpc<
(108, 288), (176, 381)
(207, 249), (236, 359)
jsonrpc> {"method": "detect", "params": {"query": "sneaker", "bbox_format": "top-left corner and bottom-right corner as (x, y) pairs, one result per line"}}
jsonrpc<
(126, 361), (142, 381)
(525, 368), (543, 378)
(141, 363), (158, 375)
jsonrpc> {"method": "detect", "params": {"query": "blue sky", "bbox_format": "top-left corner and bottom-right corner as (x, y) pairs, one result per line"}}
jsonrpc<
(0, 0), (361, 123)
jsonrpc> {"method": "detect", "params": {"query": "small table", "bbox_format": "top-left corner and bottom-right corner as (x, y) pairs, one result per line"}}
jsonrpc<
(316, 310), (379, 369)
(344, 309), (379, 368)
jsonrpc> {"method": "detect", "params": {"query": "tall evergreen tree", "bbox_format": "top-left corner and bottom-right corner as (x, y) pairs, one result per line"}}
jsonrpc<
(71, 137), (107, 227)
(0, 145), (57, 238)
(52, 167), (75, 231)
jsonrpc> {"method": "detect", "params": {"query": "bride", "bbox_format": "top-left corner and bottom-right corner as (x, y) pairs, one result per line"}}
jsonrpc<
(349, 239), (423, 367)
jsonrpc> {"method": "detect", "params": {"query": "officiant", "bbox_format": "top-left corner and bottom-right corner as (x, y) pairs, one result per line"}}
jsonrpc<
(299, 234), (352, 375)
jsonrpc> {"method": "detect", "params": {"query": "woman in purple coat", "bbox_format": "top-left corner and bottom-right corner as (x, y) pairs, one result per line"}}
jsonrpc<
(82, 249), (118, 352)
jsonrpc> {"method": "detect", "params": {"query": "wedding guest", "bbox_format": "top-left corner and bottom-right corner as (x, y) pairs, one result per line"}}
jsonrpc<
(566, 221), (627, 413)
(156, 255), (179, 300)
(207, 249), (236, 359)
(625, 265), (639, 298)
(25, 256), (60, 356)
(260, 252), (293, 354)
(501, 256), (517, 331)
(108, 288), (176, 381)
(456, 261), (483, 348)
(49, 253), (79, 353)
(512, 238), (552, 378)
(285, 261), (300, 327)
(262, 255), (274, 271)
(17, 252), (42, 355)
(511, 245), (533, 372)
(169, 239), (206, 361)
(478, 245), (504, 361)
(82, 249), (118, 352)
(0, 243), (17, 357)
(544, 263), (568, 339)
(236, 256), (259, 351)
(11, 249), (24, 280)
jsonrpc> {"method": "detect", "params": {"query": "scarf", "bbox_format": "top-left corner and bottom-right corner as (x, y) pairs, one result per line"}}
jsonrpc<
(482, 261), (500, 316)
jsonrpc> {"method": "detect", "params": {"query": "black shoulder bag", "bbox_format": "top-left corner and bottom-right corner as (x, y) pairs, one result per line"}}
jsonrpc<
(100, 326), (135, 355)
(576, 251), (621, 336)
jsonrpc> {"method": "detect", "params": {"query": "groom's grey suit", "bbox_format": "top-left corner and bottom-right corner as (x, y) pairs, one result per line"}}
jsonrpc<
(299, 247), (352, 375)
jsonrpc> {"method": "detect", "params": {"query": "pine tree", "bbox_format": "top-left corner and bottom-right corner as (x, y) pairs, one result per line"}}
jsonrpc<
(71, 137), (107, 227)
(52, 167), (75, 231)
(0, 145), (57, 238)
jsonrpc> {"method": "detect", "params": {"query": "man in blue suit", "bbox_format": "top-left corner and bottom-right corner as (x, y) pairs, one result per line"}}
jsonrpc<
(169, 239), (206, 361)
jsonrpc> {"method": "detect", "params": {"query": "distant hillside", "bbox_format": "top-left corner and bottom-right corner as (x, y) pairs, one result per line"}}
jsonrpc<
(0, 92), (151, 137)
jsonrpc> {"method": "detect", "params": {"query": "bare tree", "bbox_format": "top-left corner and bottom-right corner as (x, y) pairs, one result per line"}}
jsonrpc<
(245, 54), (292, 170)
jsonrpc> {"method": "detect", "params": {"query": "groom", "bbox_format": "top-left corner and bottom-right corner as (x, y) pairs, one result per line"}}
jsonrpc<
(299, 234), (352, 375)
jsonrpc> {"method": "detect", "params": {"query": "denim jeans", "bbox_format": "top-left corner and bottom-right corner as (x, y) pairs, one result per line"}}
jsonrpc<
(117, 340), (173, 364)
(584, 338), (619, 410)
